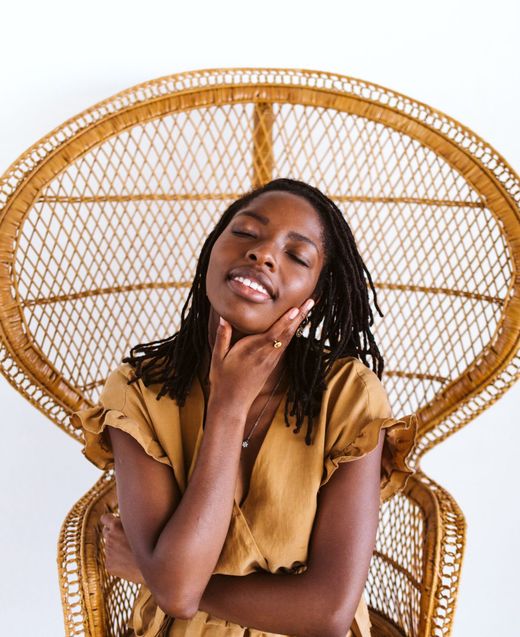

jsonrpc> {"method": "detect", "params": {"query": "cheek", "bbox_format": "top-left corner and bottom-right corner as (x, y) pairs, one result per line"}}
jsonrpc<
(204, 253), (233, 308)
(207, 239), (231, 275)
(205, 248), (225, 285)
(282, 272), (316, 301)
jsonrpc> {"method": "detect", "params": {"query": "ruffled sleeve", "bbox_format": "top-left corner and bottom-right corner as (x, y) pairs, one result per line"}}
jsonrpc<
(320, 359), (417, 502)
(70, 363), (172, 471)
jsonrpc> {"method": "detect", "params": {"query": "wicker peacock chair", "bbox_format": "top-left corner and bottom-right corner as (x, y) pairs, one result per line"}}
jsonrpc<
(0, 68), (518, 637)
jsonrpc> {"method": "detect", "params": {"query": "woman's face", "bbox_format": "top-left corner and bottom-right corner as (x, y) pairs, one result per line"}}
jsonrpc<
(205, 190), (326, 340)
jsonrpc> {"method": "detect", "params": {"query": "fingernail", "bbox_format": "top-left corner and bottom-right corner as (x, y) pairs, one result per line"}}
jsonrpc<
(306, 299), (315, 311)
(219, 316), (225, 326)
(289, 307), (299, 319)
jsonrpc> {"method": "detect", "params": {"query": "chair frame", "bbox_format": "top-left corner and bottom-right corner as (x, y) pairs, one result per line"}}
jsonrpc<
(0, 68), (518, 636)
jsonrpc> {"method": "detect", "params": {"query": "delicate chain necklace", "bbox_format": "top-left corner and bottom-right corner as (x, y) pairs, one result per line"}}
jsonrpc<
(242, 373), (284, 448)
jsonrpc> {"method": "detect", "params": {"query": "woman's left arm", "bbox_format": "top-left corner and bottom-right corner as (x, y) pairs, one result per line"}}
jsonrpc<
(198, 428), (385, 637)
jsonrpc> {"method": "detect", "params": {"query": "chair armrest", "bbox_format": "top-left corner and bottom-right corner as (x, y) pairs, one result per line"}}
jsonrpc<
(366, 468), (466, 636)
(57, 469), (141, 637)
(57, 467), (466, 637)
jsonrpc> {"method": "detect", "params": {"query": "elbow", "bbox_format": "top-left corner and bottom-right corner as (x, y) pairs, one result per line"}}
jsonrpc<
(304, 604), (354, 637)
(146, 556), (204, 619)
(155, 591), (199, 620)
(326, 621), (353, 637)
(310, 591), (356, 637)
(153, 578), (201, 620)
(327, 605), (358, 637)
(307, 620), (350, 637)
(303, 573), (357, 636)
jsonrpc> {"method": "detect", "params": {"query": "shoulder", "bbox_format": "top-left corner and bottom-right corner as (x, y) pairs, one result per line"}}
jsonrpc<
(103, 361), (146, 391)
(110, 361), (138, 381)
(111, 361), (172, 394)
(324, 356), (392, 420)
(324, 355), (379, 394)
(101, 361), (132, 388)
(99, 361), (146, 409)
(326, 355), (380, 382)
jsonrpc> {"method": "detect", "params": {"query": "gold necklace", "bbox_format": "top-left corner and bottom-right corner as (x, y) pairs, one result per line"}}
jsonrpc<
(242, 373), (284, 448)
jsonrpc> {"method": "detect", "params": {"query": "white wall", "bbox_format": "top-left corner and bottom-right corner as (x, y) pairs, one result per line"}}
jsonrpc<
(1, 1), (518, 635)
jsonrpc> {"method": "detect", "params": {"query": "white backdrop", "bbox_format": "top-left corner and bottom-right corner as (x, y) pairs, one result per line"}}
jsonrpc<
(1, 1), (518, 635)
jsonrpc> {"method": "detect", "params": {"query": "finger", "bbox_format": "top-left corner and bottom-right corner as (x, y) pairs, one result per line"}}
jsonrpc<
(265, 299), (315, 348)
(213, 315), (231, 362)
(112, 518), (124, 533)
(287, 298), (315, 328)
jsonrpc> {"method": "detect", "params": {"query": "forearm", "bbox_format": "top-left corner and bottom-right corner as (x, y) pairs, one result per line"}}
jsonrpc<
(147, 397), (247, 614)
(197, 570), (342, 637)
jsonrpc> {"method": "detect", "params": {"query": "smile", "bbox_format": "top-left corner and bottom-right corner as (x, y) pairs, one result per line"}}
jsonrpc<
(227, 276), (273, 303)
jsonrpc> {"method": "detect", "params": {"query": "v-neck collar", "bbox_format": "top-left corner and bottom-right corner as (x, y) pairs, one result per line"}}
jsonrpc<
(184, 371), (289, 512)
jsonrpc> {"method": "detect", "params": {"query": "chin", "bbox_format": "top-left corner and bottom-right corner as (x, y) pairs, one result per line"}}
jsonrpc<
(221, 311), (267, 335)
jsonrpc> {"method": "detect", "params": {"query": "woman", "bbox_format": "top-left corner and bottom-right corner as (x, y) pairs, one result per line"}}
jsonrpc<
(72, 178), (417, 636)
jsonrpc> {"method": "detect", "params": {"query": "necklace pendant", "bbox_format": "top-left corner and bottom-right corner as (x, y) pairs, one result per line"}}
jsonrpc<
(242, 440), (249, 448)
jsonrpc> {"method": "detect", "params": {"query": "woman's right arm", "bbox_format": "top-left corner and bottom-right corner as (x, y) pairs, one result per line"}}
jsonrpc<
(107, 393), (248, 619)
(108, 302), (313, 619)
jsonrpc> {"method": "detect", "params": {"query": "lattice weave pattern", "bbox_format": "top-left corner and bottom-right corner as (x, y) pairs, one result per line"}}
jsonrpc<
(0, 68), (518, 637)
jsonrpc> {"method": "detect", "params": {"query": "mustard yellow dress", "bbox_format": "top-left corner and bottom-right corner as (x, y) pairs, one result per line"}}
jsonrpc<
(71, 355), (417, 637)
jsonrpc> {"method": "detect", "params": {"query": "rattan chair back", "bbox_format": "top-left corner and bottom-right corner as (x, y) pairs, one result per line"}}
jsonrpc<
(1, 68), (518, 637)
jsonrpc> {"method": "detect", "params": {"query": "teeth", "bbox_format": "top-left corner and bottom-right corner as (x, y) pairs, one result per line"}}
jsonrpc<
(232, 276), (270, 296)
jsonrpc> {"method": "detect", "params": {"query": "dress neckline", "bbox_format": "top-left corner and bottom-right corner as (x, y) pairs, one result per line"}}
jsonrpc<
(191, 371), (289, 511)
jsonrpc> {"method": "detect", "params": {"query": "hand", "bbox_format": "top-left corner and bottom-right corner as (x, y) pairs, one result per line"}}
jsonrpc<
(209, 298), (315, 410)
(100, 512), (145, 585)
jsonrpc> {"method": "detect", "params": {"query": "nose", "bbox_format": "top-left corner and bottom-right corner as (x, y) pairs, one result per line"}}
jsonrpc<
(245, 242), (275, 268)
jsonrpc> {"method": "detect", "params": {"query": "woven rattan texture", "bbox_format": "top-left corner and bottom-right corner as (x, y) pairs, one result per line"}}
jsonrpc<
(1, 68), (518, 636)
(58, 470), (141, 636)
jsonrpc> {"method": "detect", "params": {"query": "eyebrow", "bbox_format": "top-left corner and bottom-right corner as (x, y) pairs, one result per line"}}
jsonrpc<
(234, 210), (319, 252)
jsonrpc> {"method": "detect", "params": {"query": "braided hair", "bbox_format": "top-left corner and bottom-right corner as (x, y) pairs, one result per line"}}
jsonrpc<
(122, 178), (385, 445)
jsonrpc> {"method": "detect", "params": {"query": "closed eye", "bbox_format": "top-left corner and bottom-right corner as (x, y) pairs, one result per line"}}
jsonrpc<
(231, 230), (309, 267)
(289, 254), (308, 266)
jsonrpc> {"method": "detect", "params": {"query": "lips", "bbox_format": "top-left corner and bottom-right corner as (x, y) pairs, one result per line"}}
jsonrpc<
(227, 267), (275, 299)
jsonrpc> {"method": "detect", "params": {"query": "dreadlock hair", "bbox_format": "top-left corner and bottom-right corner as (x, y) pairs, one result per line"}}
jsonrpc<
(122, 178), (385, 446)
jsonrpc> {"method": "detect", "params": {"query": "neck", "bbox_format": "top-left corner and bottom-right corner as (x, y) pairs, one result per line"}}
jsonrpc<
(198, 334), (288, 399)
